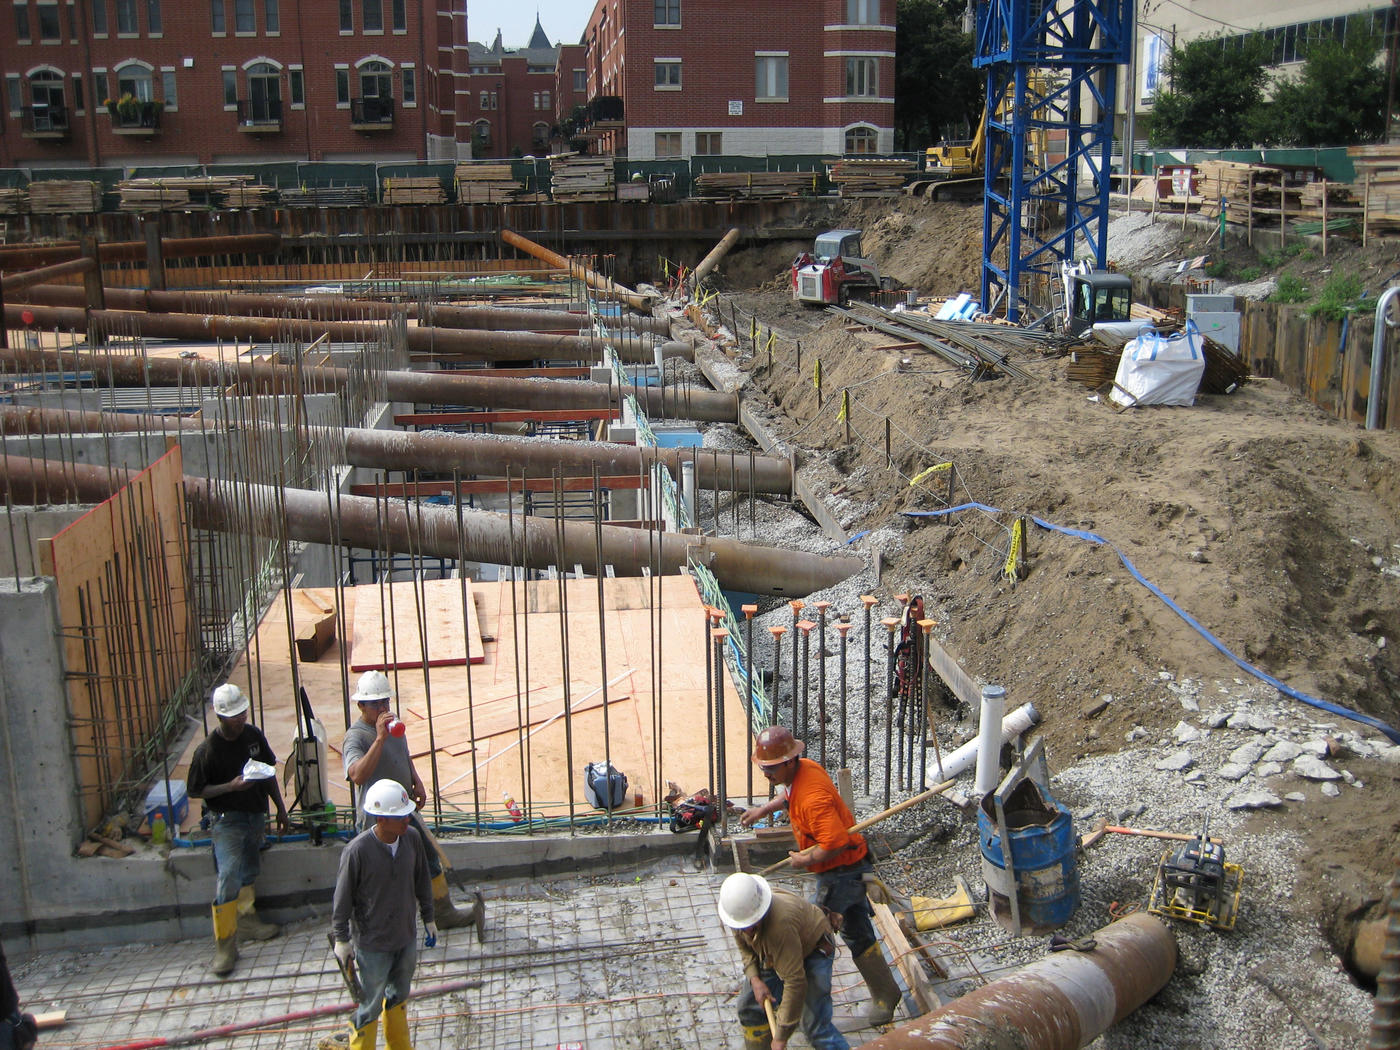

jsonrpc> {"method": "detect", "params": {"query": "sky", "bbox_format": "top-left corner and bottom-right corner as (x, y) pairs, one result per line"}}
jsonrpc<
(468, 0), (592, 49)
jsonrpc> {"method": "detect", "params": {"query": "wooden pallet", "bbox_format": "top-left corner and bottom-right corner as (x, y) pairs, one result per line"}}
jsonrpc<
(28, 180), (102, 213)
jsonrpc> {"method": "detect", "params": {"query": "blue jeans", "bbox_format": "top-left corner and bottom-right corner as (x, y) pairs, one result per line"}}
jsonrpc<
(737, 950), (848, 1050)
(353, 942), (417, 1030)
(210, 811), (266, 905)
(816, 861), (877, 957)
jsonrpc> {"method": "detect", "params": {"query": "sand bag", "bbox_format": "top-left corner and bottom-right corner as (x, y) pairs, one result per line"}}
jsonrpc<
(1111, 321), (1205, 407)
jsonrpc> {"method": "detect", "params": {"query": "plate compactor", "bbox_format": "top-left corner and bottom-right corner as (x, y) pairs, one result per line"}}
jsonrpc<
(1147, 817), (1243, 930)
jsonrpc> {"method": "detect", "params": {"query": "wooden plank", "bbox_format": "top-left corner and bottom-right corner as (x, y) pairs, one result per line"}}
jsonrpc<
(350, 578), (484, 671)
(871, 900), (939, 1014)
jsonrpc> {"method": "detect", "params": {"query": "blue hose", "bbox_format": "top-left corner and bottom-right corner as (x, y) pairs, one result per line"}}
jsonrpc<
(904, 505), (1400, 744)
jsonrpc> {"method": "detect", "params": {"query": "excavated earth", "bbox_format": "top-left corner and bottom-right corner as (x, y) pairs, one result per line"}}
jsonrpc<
(683, 194), (1400, 1049)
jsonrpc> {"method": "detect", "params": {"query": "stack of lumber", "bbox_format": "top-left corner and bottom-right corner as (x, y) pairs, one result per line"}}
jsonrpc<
(454, 162), (522, 203)
(1348, 143), (1400, 233)
(1196, 160), (1318, 225)
(280, 185), (370, 207)
(217, 182), (278, 208)
(828, 158), (916, 195)
(694, 170), (819, 199)
(382, 177), (447, 204)
(28, 180), (103, 213)
(550, 154), (615, 201)
(0, 187), (27, 214)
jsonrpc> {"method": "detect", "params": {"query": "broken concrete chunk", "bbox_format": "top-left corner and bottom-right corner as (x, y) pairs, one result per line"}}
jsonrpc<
(1284, 792), (1307, 802)
(1320, 782), (1341, 797)
(1155, 750), (1194, 772)
(1216, 763), (1251, 782)
(1228, 742), (1266, 766)
(1081, 695), (1111, 719)
(1261, 740), (1302, 763)
(1173, 721), (1202, 743)
(1292, 755), (1342, 781)
(1255, 761), (1283, 777)
(1300, 739), (1331, 757)
(1226, 790), (1283, 810)
(1205, 711), (1230, 729)
(1227, 711), (1275, 732)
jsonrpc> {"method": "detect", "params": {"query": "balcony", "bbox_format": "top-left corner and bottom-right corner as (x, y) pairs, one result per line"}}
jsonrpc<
(21, 105), (70, 139)
(350, 96), (395, 130)
(235, 98), (282, 133)
(108, 100), (163, 135)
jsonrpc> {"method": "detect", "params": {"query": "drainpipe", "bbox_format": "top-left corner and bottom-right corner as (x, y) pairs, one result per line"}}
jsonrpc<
(974, 683), (1006, 797)
(856, 913), (1176, 1050)
(1366, 285), (1400, 431)
(931, 702), (1038, 783)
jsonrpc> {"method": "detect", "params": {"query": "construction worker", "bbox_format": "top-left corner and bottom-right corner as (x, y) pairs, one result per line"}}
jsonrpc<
(718, 872), (848, 1050)
(332, 779), (436, 1050)
(187, 683), (289, 977)
(740, 726), (901, 1027)
(1, 938), (37, 1050)
(342, 670), (483, 933)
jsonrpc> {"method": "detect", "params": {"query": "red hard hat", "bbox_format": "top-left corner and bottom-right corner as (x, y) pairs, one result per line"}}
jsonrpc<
(752, 725), (804, 766)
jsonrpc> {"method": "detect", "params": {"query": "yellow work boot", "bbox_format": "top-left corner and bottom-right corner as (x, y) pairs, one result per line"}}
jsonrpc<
(382, 1002), (412, 1050)
(741, 1024), (771, 1050)
(430, 873), (477, 933)
(854, 943), (902, 1026)
(209, 900), (239, 977)
(348, 1018), (378, 1050)
(236, 885), (279, 941)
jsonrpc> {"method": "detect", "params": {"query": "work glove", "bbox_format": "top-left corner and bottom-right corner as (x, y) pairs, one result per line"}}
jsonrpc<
(333, 940), (354, 968)
(424, 922), (439, 948)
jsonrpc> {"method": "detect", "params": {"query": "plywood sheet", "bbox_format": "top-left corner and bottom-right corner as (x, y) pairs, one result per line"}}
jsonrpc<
(350, 578), (484, 671)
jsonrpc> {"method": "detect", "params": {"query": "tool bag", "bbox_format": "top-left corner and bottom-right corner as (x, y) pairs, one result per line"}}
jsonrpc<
(668, 793), (718, 833)
(583, 760), (628, 810)
(1111, 321), (1206, 407)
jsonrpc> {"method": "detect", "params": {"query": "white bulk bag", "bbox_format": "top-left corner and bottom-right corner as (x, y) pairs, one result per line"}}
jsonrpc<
(1111, 322), (1206, 407)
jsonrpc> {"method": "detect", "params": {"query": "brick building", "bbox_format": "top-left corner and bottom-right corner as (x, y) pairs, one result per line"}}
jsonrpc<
(580, 0), (895, 160)
(460, 20), (587, 159)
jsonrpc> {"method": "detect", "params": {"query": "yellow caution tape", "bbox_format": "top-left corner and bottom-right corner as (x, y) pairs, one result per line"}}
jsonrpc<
(812, 359), (822, 390)
(1003, 517), (1024, 582)
(908, 463), (953, 487)
(837, 389), (849, 422)
(765, 330), (776, 354)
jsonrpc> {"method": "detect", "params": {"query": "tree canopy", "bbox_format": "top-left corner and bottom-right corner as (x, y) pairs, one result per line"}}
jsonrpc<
(1263, 31), (1387, 147)
(895, 0), (983, 152)
(1147, 35), (1272, 148)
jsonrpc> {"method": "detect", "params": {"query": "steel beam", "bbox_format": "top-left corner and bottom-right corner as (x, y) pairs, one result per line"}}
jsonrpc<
(0, 232), (281, 270)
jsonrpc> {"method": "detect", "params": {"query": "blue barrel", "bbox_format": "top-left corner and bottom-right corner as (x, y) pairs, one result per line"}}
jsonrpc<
(978, 779), (1080, 933)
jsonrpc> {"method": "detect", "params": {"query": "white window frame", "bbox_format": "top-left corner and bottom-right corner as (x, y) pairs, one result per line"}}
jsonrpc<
(400, 61), (414, 106)
(160, 66), (176, 109)
(845, 56), (877, 97)
(334, 62), (350, 107)
(695, 130), (722, 156)
(653, 0), (679, 28)
(844, 124), (879, 154)
(653, 58), (680, 90)
(221, 64), (237, 108)
(755, 52), (788, 102)
(287, 62), (303, 108)
(845, 0), (876, 25)
(654, 130), (681, 158)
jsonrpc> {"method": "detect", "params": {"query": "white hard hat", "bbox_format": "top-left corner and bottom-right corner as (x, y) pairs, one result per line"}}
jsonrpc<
(363, 779), (415, 818)
(211, 683), (250, 718)
(717, 872), (773, 929)
(352, 669), (392, 703)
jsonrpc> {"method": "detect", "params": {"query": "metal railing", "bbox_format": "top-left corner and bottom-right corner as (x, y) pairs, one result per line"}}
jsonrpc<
(236, 98), (283, 126)
(350, 96), (395, 126)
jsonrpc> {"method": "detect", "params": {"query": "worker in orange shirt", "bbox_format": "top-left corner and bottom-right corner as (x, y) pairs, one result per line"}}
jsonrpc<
(740, 726), (901, 1027)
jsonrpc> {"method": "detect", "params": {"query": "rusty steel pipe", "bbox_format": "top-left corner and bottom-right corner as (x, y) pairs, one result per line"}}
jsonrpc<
(687, 227), (743, 292)
(501, 229), (654, 312)
(0, 404), (791, 495)
(0, 455), (859, 597)
(0, 233), (281, 270)
(420, 302), (671, 337)
(856, 914), (1177, 1050)
(0, 347), (734, 423)
(0, 258), (97, 295)
(1371, 853), (1400, 1050)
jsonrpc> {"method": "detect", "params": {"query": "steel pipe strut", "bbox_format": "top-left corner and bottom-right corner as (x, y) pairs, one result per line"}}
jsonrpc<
(0, 258), (97, 295)
(856, 914), (1177, 1050)
(0, 232), (281, 270)
(687, 227), (743, 292)
(0, 456), (860, 596)
(421, 302), (671, 337)
(501, 229), (654, 312)
(0, 347), (730, 423)
(1369, 852), (1400, 1050)
(0, 405), (791, 495)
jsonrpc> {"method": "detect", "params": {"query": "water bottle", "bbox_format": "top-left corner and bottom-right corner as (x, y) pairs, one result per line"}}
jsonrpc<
(386, 717), (406, 738)
(151, 814), (167, 845)
(502, 791), (524, 822)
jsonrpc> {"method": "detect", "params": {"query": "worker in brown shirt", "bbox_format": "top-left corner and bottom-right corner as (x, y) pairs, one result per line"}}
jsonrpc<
(717, 873), (849, 1050)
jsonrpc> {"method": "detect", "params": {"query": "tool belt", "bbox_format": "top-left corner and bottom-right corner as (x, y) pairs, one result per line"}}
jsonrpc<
(812, 931), (838, 958)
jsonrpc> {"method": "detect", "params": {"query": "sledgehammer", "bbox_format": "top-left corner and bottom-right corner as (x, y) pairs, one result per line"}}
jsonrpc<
(1080, 820), (1225, 849)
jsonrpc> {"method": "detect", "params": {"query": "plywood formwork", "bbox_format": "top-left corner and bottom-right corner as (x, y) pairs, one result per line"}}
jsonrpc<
(173, 572), (754, 828)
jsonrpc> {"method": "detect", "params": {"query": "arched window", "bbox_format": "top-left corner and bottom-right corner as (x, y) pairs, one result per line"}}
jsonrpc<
(473, 119), (492, 146)
(844, 125), (878, 155)
(358, 59), (391, 100)
(27, 69), (67, 131)
(115, 61), (154, 101)
(246, 61), (281, 123)
(532, 121), (550, 150)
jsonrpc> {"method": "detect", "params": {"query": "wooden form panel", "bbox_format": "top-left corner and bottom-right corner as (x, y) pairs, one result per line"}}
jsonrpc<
(349, 578), (484, 671)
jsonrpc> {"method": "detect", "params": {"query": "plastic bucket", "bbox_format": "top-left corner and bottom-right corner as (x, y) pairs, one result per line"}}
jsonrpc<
(978, 778), (1080, 933)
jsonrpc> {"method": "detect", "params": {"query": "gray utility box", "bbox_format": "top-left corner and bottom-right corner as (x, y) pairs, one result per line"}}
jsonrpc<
(1187, 294), (1240, 354)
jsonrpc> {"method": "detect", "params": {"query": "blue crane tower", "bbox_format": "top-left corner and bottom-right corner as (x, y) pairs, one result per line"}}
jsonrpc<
(975, 0), (1132, 321)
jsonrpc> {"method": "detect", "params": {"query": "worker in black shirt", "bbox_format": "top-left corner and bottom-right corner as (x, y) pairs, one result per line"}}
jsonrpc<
(187, 684), (289, 977)
(1, 939), (37, 1050)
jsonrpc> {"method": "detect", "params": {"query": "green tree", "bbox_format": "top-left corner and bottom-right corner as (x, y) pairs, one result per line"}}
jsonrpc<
(1261, 29), (1386, 147)
(1147, 35), (1272, 148)
(895, 0), (983, 151)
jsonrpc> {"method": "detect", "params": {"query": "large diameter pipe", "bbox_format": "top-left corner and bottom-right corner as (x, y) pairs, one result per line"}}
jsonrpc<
(1370, 852), (1400, 1050)
(0, 405), (793, 495)
(0, 257), (96, 294)
(930, 702), (1039, 785)
(687, 227), (743, 292)
(3, 302), (671, 366)
(0, 233), (281, 270)
(0, 347), (735, 423)
(502, 229), (654, 312)
(422, 302), (671, 338)
(0, 456), (861, 597)
(856, 913), (1177, 1050)
(1367, 285), (1400, 431)
(974, 684), (1007, 797)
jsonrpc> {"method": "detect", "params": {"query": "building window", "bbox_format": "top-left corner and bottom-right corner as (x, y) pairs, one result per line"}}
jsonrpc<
(245, 60), (280, 121)
(209, 0), (223, 32)
(5, 74), (22, 113)
(572, 68), (585, 92)
(696, 131), (721, 155)
(846, 57), (877, 97)
(480, 89), (497, 110)
(401, 64), (414, 104)
(532, 120), (549, 149)
(222, 67), (237, 106)
(37, 2), (59, 40)
(845, 125), (878, 153)
(233, 0), (252, 32)
(264, 0), (277, 32)
(533, 89), (551, 109)
(755, 54), (788, 101)
(92, 0), (107, 34)
(362, 0), (381, 32)
(335, 67), (349, 104)
(71, 71), (83, 111)
(655, 131), (681, 157)
(28, 69), (65, 127)
(391, 0), (404, 31)
(92, 70), (109, 107)
(338, 0), (351, 31)
(288, 66), (303, 105)
(359, 59), (390, 101)
(116, 61), (153, 100)
(14, 3), (30, 41)
(653, 0), (678, 27)
(145, 0), (160, 34)
(846, 0), (876, 24)
(161, 68), (176, 108)
(115, 0), (136, 33)
(654, 60), (680, 89)
(473, 118), (491, 144)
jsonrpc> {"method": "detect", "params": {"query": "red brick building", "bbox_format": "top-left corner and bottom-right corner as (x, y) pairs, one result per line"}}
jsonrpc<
(580, 0), (895, 160)
(459, 21), (587, 159)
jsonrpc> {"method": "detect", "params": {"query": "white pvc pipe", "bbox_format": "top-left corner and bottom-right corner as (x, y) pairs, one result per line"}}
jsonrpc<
(680, 458), (697, 525)
(929, 701), (1040, 785)
(975, 684), (1007, 796)
(1367, 285), (1400, 431)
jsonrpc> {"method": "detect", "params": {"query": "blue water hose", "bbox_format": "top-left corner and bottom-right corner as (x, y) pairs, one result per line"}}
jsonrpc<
(904, 504), (1400, 745)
